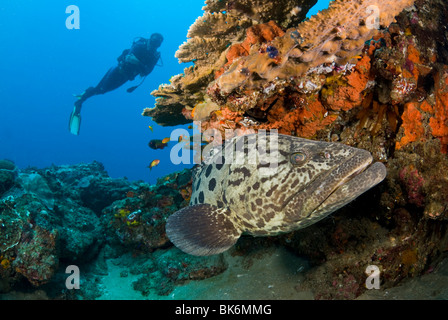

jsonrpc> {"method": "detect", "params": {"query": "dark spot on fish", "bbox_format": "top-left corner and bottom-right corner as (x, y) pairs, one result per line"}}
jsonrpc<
(229, 178), (244, 187)
(198, 191), (204, 203)
(256, 198), (263, 206)
(290, 179), (300, 189)
(205, 165), (213, 178)
(233, 167), (251, 178)
(268, 202), (278, 209)
(281, 173), (290, 184)
(241, 220), (253, 229)
(253, 182), (260, 190)
(265, 211), (275, 221)
(279, 149), (290, 157)
(260, 177), (269, 184)
(208, 178), (216, 191)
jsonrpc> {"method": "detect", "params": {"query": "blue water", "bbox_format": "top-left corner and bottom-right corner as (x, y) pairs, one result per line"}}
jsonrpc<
(0, 0), (330, 184)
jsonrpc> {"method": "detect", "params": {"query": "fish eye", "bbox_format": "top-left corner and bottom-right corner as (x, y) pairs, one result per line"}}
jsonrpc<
(290, 152), (307, 165)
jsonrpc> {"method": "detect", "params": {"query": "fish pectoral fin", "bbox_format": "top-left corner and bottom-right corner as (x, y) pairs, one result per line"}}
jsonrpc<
(166, 204), (241, 256)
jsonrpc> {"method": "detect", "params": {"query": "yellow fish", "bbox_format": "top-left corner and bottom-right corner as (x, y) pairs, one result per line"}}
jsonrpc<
(148, 159), (160, 170)
(148, 125), (153, 132)
(162, 137), (170, 144)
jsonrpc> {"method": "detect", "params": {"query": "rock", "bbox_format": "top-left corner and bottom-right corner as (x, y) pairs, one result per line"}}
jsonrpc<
(13, 225), (58, 287)
(155, 247), (227, 281)
(0, 160), (18, 196)
(0, 161), (129, 290)
(102, 169), (192, 251)
(131, 247), (227, 296)
(55, 203), (104, 262)
(0, 197), (23, 253)
(17, 173), (55, 210)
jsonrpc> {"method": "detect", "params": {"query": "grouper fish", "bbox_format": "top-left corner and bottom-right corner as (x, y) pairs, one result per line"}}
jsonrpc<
(166, 133), (387, 256)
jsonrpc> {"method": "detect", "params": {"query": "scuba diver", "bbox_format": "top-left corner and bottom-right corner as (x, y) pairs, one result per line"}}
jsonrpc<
(69, 33), (164, 135)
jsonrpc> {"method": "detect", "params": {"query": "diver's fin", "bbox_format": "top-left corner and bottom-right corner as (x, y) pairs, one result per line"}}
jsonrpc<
(166, 204), (241, 256)
(72, 90), (85, 99)
(126, 85), (138, 93)
(69, 107), (82, 136)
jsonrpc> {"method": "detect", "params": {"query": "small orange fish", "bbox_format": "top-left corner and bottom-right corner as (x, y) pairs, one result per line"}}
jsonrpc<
(148, 159), (160, 170)
(178, 135), (183, 143)
(148, 125), (153, 132)
(188, 125), (193, 129)
(162, 137), (170, 144)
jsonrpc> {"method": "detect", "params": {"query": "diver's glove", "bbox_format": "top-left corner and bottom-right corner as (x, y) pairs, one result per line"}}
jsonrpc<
(124, 53), (140, 65)
(69, 103), (82, 135)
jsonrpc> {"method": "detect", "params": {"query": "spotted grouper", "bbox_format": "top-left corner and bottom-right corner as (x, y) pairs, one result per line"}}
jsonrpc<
(166, 133), (387, 256)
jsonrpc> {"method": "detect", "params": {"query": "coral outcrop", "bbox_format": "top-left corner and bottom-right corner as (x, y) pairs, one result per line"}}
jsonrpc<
(0, 160), (18, 196)
(0, 163), (113, 291)
(0, 162), (197, 298)
(131, 248), (227, 296)
(144, 0), (318, 126)
(102, 169), (192, 250)
(146, 0), (415, 128)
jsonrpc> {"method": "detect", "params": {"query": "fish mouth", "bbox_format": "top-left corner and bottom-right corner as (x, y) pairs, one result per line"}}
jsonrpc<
(332, 155), (373, 191)
(283, 149), (387, 226)
(283, 151), (374, 211)
(309, 154), (387, 217)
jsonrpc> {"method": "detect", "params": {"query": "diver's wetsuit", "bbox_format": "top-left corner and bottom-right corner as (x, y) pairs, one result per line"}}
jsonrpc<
(69, 33), (163, 135)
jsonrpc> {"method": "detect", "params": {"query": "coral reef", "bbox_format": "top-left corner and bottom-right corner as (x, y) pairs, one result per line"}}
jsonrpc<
(0, 162), (197, 298)
(132, 248), (227, 296)
(102, 169), (192, 251)
(0, 160), (18, 196)
(0, 162), (139, 292)
(146, 0), (415, 128)
(144, 0), (318, 126)
(13, 225), (58, 287)
(140, 0), (448, 299)
(4, 0), (448, 300)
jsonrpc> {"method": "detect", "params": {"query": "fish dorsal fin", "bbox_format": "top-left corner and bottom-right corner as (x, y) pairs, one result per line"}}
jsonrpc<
(166, 204), (241, 256)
